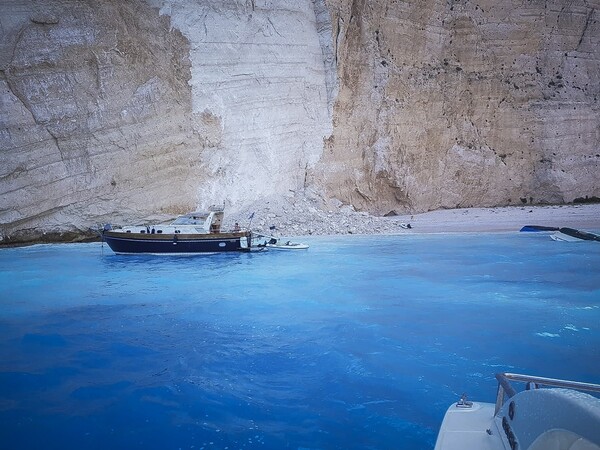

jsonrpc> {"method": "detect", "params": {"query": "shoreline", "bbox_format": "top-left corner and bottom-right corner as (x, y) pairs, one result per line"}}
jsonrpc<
(1, 203), (599, 247)
(385, 204), (600, 234)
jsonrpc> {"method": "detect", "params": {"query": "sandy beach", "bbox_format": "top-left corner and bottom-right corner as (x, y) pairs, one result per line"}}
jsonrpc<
(234, 202), (600, 237)
(389, 204), (600, 234)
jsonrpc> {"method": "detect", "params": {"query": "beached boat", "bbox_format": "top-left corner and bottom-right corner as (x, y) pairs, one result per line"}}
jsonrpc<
(519, 225), (600, 242)
(520, 225), (559, 232)
(102, 206), (253, 254)
(434, 372), (600, 450)
(550, 227), (600, 242)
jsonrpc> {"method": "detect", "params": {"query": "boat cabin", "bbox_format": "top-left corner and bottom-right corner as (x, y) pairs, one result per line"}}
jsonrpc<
(171, 210), (223, 233)
(112, 206), (226, 236)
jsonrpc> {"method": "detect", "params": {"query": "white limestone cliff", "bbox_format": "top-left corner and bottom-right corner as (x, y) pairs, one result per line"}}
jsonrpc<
(146, 0), (333, 210)
(0, 0), (201, 242)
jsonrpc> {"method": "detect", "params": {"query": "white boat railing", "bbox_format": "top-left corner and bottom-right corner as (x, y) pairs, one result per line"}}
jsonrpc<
(494, 372), (600, 415)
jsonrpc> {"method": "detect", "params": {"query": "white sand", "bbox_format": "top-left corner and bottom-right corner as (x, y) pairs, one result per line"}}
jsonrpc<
(389, 204), (600, 234)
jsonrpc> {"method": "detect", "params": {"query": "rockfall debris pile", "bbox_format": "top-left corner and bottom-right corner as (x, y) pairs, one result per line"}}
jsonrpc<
(222, 194), (412, 237)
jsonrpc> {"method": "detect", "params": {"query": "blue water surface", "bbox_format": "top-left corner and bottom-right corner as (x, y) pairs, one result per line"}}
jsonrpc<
(0, 233), (599, 450)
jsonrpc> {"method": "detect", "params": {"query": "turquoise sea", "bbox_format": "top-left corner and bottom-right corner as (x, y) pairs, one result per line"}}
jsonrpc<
(0, 233), (599, 449)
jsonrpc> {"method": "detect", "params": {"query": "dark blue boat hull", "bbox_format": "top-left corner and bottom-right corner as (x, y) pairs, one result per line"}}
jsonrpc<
(558, 227), (600, 241)
(103, 232), (249, 254)
(520, 225), (559, 232)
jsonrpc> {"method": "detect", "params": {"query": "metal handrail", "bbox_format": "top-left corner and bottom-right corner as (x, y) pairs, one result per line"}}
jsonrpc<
(494, 372), (600, 415)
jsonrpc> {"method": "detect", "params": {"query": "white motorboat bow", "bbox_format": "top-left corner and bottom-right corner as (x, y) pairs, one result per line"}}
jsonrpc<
(434, 372), (600, 450)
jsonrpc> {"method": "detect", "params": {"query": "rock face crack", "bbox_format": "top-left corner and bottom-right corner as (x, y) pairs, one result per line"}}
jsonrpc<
(312, 0), (338, 116)
(44, 127), (63, 159)
(4, 70), (36, 123)
(577, 8), (595, 49)
(266, 17), (283, 37)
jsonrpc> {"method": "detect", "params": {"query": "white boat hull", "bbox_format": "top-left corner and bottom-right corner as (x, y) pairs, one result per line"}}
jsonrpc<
(265, 243), (309, 250)
(551, 232), (584, 242)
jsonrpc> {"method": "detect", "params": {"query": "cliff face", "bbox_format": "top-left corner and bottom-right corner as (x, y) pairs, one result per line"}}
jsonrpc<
(0, 0), (199, 241)
(317, 0), (600, 214)
(0, 0), (333, 242)
(145, 0), (332, 209)
(1, 0), (599, 243)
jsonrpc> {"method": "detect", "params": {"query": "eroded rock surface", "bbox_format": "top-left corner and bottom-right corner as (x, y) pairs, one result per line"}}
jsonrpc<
(0, 0), (198, 242)
(316, 0), (600, 215)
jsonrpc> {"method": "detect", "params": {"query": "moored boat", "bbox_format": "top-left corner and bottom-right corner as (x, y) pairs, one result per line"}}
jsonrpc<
(266, 241), (309, 250)
(434, 372), (600, 450)
(102, 206), (253, 254)
(252, 234), (309, 250)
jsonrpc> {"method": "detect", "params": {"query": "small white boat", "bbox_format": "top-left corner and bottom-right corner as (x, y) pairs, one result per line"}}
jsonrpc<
(253, 235), (309, 250)
(266, 241), (309, 250)
(434, 372), (600, 450)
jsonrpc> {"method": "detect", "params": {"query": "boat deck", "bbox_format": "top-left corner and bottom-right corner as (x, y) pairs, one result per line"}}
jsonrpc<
(434, 402), (505, 450)
(435, 373), (600, 450)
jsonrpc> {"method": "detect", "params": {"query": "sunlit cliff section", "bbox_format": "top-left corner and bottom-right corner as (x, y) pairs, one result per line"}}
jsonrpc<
(316, 0), (600, 214)
(145, 0), (332, 210)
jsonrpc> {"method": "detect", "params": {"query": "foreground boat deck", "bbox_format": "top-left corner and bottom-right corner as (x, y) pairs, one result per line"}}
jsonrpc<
(435, 373), (600, 450)
(434, 402), (502, 450)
